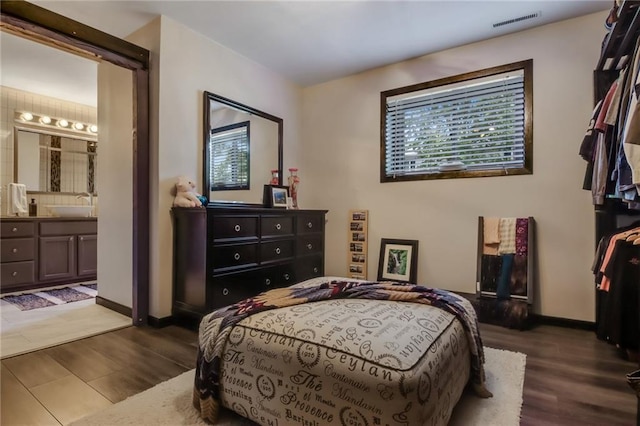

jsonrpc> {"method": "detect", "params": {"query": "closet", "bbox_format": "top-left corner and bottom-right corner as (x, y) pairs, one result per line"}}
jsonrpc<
(586, 1), (640, 421)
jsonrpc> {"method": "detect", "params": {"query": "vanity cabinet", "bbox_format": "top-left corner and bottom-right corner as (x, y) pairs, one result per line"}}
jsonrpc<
(172, 206), (327, 319)
(0, 217), (97, 293)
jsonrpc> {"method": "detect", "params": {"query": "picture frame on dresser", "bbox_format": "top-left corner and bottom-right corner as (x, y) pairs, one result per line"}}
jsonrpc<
(377, 238), (418, 283)
(263, 185), (289, 208)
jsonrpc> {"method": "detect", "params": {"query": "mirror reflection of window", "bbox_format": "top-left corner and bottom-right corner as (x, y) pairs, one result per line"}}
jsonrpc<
(209, 121), (250, 191)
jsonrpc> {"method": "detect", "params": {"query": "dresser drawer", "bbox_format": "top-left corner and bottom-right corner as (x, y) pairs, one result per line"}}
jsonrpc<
(1, 261), (35, 287)
(297, 214), (323, 235)
(261, 263), (296, 290)
(211, 216), (259, 241)
(261, 216), (294, 238)
(1, 222), (35, 238)
(212, 244), (258, 271)
(1, 238), (35, 262)
(297, 235), (323, 256)
(260, 239), (294, 263)
(210, 270), (263, 309)
(295, 255), (324, 282)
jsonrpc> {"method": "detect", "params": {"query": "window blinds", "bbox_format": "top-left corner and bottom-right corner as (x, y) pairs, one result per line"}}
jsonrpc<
(384, 71), (525, 177)
(209, 124), (249, 189)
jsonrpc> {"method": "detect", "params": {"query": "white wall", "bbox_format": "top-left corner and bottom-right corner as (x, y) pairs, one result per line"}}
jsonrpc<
(129, 16), (303, 318)
(301, 12), (607, 321)
(97, 62), (133, 309)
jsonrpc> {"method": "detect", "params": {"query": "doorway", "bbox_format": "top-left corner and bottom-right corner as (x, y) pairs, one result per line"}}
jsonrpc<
(1, 2), (149, 325)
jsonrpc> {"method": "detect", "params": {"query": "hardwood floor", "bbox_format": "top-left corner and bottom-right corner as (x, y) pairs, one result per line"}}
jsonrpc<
(0, 322), (636, 425)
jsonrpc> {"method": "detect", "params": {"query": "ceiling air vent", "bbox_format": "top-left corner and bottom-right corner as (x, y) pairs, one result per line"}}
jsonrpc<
(493, 12), (540, 28)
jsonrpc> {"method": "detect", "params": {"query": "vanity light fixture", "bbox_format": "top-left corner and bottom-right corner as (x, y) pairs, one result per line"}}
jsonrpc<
(15, 111), (97, 137)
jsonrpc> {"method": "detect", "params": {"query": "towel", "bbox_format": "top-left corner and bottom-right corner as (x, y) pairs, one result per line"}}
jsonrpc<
(483, 217), (501, 255)
(7, 183), (28, 216)
(498, 217), (517, 254)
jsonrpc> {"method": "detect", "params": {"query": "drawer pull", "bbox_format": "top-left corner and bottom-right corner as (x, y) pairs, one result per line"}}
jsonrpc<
(275, 223), (281, 230)
(69, 237), (73, 241)
(265, 278), (271, 286)
(275, 247), (281, 255)
(233, 253), (241, 261)
(284, 273), (290, 281)
(313, 267), (319, 273)
(307, 243), (313, 250)
(307, 222), (313, 229)
(80, 236), (84, 241)
(12, 227), (18, 233)
(222, 288), (229, 296)
(12, 248), (18, 253)
(12, 271), (18, 277)
(234, 224), (241, 232)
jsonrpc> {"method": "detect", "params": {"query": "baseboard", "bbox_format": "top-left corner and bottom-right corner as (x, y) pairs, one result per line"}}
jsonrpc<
(531, 314), (595, 331)
(96, 296), (132, 317)
(147, 315), (175, 328)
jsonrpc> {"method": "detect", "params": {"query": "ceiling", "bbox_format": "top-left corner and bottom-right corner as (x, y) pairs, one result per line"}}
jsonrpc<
(1, 1), (611, 106)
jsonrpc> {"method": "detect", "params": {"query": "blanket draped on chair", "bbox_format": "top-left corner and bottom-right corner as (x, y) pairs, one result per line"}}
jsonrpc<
(193, 280), (492, 423)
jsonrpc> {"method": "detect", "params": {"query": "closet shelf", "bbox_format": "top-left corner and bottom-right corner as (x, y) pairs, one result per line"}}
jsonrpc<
(596, 1), (640, 71)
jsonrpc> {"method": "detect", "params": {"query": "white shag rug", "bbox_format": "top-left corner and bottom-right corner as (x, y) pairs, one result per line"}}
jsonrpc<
(72, 347), (525, 426)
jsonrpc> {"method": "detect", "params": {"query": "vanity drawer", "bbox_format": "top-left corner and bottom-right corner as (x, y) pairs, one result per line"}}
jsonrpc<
(1, 261), (35, 287)
(261, 216), (294, 238)
(297, 214), (323, 235)
(40, 221), (97, 236)
(1, 222), (35, 238)
(212, 243), (258, 271)
(260, 239), (295, 263)
(297, 235), (323, 256)
(1, 238), (35, 262)
(211, 216), (259, 241)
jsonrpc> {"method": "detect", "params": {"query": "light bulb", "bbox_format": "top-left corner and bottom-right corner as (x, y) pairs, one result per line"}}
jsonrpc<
(58, 119), (69, 128)
(73, 122), (84, 130)
(40, 116), (52, 124)
(89, 125), (98, 133)
(21, 112), (33, 121)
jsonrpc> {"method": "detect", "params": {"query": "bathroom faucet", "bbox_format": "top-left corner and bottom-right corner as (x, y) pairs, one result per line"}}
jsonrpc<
(77, 192), (94, 216)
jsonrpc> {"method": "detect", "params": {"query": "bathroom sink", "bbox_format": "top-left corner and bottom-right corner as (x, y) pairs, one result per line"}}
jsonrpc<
(47, 205), (93, 217)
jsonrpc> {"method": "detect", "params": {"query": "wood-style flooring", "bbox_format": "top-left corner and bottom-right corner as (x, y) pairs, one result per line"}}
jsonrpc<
(1, 322), (636, 425)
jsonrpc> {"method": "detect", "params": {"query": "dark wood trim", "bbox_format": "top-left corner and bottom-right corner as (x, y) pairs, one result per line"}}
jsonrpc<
(531, 314), (596, 331)
(96, 296), (132, 318)
(2, 2), (150, 326)
(147, 315), (175, 328)
(0, 1), (148, 69)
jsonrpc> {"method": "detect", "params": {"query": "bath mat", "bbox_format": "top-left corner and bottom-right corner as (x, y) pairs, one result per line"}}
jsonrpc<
(1, 283), (97, 311)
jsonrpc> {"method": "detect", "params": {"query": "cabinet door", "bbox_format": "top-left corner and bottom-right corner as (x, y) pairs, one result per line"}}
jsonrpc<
(77, 234), (97, 277)
(39, 235), (75, 281)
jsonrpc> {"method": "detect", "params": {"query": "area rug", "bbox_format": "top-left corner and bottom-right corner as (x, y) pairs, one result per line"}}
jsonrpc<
(71, 347), (526, 426)
(1, 283), (97, 311)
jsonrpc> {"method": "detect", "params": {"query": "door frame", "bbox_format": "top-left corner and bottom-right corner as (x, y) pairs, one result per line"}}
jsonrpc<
(1, 1), (150, 325)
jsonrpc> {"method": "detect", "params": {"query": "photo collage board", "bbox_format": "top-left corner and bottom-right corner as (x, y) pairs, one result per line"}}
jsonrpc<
(347, 210), (368, 280)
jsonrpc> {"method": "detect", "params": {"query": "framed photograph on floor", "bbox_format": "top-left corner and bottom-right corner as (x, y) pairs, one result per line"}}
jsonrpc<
(377, 238), (418, 283)
(263, 185), (289, 208)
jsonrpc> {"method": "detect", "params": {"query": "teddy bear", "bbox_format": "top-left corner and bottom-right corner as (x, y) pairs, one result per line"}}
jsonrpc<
(172, 176), (204, 208)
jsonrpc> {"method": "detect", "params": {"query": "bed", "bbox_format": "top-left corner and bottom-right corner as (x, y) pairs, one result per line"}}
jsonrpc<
(193, 277), (490, 426)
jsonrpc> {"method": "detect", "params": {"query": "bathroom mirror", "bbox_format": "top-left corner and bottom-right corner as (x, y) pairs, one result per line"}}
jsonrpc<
(204, 91), (282, 204)
(14, 128), (97, 194)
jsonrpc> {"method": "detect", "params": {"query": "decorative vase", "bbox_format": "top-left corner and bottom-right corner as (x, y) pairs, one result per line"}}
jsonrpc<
(288, 168), (299, 209)
(269, 169), (279, 185)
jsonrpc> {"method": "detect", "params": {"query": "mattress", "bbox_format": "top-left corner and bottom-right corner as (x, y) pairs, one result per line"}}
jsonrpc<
(195, 278), (477, 426)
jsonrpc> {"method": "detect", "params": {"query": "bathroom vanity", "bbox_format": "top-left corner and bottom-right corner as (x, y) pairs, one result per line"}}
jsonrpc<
(0, 217), (97, 293)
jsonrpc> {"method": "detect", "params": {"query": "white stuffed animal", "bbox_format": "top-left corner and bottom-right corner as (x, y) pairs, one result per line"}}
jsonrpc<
(172, 176), (203, 208)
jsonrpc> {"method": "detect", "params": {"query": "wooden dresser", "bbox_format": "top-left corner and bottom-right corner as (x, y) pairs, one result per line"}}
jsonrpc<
(171, 206), (328, 319)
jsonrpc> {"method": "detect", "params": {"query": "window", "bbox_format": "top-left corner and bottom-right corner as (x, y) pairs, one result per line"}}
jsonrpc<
(381, 60), (532, 182)
(208, 121), (249, 191)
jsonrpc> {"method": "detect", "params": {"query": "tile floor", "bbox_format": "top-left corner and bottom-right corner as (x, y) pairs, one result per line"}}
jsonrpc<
(1, 288), (132, 359)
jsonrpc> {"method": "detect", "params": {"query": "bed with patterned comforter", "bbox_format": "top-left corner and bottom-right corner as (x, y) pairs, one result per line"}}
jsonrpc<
(193, 277), (491, 426)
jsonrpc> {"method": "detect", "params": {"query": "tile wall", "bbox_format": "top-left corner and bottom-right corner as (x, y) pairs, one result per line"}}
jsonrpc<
(1, 86), (98, 217)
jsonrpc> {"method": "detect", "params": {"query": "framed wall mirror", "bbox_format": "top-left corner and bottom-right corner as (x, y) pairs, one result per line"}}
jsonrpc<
(204, 91), (283, 205)
(14, 127), (98, 195)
